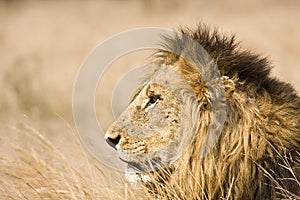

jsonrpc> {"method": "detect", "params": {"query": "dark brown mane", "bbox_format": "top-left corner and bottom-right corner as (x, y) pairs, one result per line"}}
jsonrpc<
(157, 24), (300, 105)
(149, 24), (300, 199)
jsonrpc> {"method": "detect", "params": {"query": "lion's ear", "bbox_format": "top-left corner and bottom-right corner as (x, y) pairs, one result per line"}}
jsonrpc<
(222, 76), (235, 98)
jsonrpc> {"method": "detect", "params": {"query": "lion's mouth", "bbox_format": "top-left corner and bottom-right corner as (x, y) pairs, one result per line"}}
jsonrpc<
(121, 157), (175, 184)
(120, 157), (163, 173)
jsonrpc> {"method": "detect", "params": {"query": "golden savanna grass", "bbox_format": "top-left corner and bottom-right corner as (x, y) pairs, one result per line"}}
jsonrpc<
(0, 123), (151, 199)
(0, 1), (300, 199)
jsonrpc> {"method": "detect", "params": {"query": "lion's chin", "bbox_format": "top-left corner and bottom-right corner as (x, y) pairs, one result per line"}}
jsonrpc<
(121, 157), (163, 185)
(125, 165), (151, 185)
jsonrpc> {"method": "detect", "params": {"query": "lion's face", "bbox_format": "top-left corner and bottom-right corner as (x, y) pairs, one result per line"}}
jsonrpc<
(105, 82), (182, 174)
(105, 65), (199, 182)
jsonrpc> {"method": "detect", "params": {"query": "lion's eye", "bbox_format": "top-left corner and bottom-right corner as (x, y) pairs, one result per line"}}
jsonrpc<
(149, 94), (161, 104)
(145, 92), (162, 109)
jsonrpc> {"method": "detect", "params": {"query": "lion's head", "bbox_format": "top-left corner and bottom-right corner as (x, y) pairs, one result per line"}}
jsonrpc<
(105, 63), (203, 183)
(105, 25), (300, 199)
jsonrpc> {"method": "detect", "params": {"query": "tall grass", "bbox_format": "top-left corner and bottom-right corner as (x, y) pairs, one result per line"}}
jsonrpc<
(0, 123), (150, 199)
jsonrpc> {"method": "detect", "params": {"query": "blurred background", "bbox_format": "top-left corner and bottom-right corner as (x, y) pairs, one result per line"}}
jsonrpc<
(0, 0), (299, 194)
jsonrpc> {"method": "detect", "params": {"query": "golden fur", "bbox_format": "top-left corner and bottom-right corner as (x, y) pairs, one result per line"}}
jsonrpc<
(106, 24), (300, 199)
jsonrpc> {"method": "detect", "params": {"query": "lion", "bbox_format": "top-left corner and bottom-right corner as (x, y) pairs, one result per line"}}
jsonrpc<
(105, 24), (300, 199)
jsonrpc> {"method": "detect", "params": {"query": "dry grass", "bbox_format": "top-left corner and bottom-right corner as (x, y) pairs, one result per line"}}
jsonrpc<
(0, 1), (299, 199)
(0, 123), (151, 199)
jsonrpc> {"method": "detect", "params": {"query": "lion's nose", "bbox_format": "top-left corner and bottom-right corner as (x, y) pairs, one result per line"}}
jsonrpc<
(105, 134), (121, 150)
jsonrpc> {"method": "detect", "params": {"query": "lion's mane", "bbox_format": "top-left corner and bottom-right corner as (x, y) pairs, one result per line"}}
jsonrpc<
(144, 24), (300, 199)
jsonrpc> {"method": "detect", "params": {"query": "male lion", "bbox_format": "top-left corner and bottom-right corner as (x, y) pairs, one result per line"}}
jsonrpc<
(105, 25), (300, 199)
